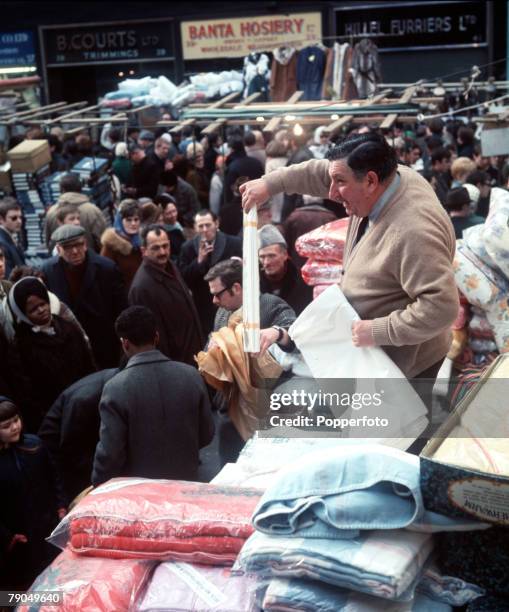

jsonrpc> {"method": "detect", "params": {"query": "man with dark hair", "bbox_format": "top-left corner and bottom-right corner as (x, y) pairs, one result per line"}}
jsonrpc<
(179, 209), (242, 334)
(445, 187), (485, 238)
(222, 135), (264, 207)
(430, 147), (452, 205)
(91, 305), (214, 486)
(128, 224), (203, 365)
(44, 173), (106, 252)
(125, 144), (161, 199)
(159, 170), (200, 227)
(465, 169), (492, 218)
(240, 132), (459, 387)
(204, 258), (296, 463)
(42, 224), (127, 368)
(0, 198), (25, 278)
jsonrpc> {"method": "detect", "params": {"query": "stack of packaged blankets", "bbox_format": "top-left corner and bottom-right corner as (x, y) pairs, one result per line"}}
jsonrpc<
(295, 218), (349, 299)
(39, 171), (66, 206)
(24, 479), (263, 611)
(71, 157), (111, 210)
(7, 140), (52, 256)
(233, 443), (491, 611)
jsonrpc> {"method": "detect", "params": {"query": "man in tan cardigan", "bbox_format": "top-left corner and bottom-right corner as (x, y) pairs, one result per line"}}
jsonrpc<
(240, 132), (459, 383)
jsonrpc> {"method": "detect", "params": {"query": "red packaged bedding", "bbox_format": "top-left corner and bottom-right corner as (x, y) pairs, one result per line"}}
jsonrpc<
(48, 478), (261, 564)
(295, 218), (350, 262)
(301, 258), (343, 286)
(19, 549), (153, 612)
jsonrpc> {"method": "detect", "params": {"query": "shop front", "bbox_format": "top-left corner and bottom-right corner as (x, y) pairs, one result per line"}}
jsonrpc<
(39, 18), (177, 104)
(333, 1), (495, 83)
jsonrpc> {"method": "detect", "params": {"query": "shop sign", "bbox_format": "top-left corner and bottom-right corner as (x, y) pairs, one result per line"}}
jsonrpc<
(335, 1), (486, 50)
(0, 31), (35, 67)
(42, 19), (174, 66)
(181, 12), (322, 60)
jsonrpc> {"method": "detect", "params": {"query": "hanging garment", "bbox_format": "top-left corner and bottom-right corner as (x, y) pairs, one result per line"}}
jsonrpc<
(321, 46), (335, 99)
(351, 38), (382, 98)
(343, 45), (359, 101)
(243, 52), (270, 99)
(296, 45), (327, 101)
(270, 47), (298, 102)
(332, 43), (349, 99)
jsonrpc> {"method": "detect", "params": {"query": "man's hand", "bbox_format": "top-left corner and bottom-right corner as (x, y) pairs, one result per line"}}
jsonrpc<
(352, 320), (375, 347)
(58, 507), (67, 520)
(197, 240), (214, 263)
(164, 160), (174, 171)
(258, 327), (280, 356)
(239, 178), (270, 212)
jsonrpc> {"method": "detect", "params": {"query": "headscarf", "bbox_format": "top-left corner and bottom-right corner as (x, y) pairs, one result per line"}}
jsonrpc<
(114, 211), (142, 249)
(8, 276), (53, 333)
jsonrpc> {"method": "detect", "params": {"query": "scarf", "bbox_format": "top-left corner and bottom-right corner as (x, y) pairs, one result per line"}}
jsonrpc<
(113, 212), (141, 249)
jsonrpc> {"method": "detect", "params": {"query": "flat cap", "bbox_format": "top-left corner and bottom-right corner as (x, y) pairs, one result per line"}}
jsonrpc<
(51, 224), (86, 245)
(258, 224), (287, 250)
(139, 129), (155, 141)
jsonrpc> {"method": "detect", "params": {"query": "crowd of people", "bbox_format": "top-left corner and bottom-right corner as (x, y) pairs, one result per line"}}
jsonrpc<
(1, 113), (509, 589)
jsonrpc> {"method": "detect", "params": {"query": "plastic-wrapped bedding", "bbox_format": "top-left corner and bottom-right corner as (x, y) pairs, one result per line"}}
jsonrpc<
(138, 561), (260, 611)
(18, 549), (154, 612)
(300, 258), (342, 286)
(295, 218), (349, 262)
(262, 577), (453, 611)
(48, 478), (261, 564)
(235, 529), (434, 602)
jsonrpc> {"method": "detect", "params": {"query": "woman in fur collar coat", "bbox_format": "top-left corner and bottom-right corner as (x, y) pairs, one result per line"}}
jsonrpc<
(101, 199), (143, 289)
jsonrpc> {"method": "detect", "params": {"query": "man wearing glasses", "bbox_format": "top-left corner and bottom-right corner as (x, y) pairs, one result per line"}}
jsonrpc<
(0, 198), (25, 278)
(129, 224), (203, 367)
(42, 224), (127, 368)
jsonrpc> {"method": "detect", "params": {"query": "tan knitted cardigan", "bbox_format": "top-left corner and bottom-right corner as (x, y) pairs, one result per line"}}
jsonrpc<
(264, 160), (459, 378)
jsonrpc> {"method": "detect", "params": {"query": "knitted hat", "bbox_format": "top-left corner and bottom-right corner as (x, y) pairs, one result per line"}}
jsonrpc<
(258, 224), (287, 249)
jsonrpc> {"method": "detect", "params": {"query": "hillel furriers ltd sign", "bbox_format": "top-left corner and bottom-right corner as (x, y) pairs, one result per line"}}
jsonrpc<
(181, 13), (322, 60)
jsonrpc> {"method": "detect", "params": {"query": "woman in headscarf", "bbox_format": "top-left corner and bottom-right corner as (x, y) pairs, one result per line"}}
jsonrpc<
(0, 397), (64, 589)
(100, 199), (143, 289)
(8, 277), (95, 430)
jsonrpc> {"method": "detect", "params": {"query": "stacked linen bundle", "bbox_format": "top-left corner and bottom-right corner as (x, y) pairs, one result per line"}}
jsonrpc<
(235, 444), (489, 608)
(295, 217), (349, 299)
(262, 577), (453, 611)
(19, 548), (154, 612)
(48, 478), (261, 564)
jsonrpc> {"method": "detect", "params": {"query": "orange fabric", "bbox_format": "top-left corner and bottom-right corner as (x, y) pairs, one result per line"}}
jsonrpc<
(196, 314), (282, 440)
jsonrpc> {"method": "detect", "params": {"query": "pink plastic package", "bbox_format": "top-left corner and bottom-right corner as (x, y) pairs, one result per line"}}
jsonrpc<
(301, 258), (343, 286)
(48, 478), (261, 564)
(18, 549), (154, 612)
(295, 218), (350, 262)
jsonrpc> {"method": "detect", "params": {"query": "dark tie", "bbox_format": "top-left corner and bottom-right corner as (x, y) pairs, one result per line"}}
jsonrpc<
(354, 216), (369, 246)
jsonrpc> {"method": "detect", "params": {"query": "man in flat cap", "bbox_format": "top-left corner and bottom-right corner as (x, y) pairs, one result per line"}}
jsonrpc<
(258, 224), (313, 315)
(42, 225), (127, 368)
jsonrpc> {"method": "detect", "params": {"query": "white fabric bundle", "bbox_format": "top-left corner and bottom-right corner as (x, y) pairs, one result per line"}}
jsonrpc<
(242, 207), (260, 353)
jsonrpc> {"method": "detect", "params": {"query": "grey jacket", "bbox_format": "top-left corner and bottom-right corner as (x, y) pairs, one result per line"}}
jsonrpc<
(213, 292), (296, 336)
(92, 349), (214, 485)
